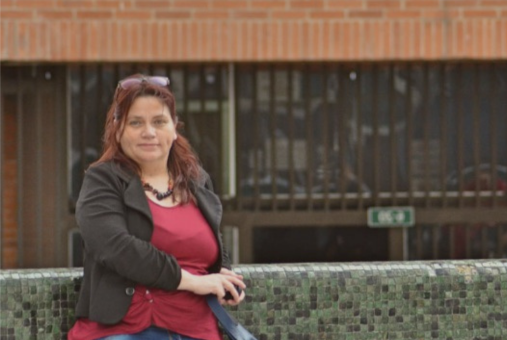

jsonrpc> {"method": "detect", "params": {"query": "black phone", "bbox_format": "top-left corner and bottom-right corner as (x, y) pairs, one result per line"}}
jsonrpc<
(223, 285), (243, 300)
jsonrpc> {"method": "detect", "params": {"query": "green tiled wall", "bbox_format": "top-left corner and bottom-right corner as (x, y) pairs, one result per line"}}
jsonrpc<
(1, 261), (507, 339)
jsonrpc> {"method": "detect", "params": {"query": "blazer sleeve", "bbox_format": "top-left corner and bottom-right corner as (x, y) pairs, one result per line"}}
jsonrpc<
(76, 163), (182, 290)
(202, 171), (232, 270)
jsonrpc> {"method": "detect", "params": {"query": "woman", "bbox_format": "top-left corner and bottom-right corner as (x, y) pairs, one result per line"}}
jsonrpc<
(68, 75), (246, 340)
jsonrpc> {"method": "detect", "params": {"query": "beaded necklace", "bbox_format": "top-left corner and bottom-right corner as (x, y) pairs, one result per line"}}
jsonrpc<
(142, 178), (174, 201)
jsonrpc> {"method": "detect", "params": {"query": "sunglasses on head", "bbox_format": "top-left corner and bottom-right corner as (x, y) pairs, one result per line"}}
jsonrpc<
(118, 76), (170, 90)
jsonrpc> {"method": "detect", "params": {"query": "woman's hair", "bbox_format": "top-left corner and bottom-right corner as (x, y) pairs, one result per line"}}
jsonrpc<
(93, 74), (201, 203)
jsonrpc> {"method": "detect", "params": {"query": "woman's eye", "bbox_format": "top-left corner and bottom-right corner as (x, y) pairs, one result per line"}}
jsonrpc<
(129, 120), (142, 126)
(154, 120), (167, 126)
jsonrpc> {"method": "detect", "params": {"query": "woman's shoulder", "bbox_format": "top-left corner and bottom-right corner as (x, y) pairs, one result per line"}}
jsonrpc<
(195, 166), (213, 190)
(87, 160), (135, 180)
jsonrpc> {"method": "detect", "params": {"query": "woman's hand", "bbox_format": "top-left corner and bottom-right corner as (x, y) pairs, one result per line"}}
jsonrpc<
(219, 268), (245, 306)
(177, 268), (246, 305)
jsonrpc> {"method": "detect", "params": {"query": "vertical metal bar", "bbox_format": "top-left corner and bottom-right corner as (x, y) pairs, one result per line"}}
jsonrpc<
(416, 225), (423, 259)
(440, 64), (448, 208)
(269, 65), (278, 210)
(252, 65), (260, 210)
(388, 64), (397, 206)
(338, 65), (347, 210)
(449, 225), (456, 259)
(234, 66), (242, 210)
(96, 65), (103, 153)
(356, 66), (364, 209)
(465, 225), (471, 258)
(227, 63), (237, 200)
(432, 225), (439, 259)
(406, 65), (414, 206)
(79, 66), (87, 192)
(497, 225), (503, 258)
(304, 64), (313, 210)
(113, 64), (120, 90)
(489, 63), (498, 208)
(481, 226), (488, 258)
(36, 70), (43, 265)
(16, 69), (24, 267)
(457, 65), (465, 208)
(372, 65), (380, 206)
(422, 64), (430, 208)
(216, 64), (224, 195)
(472, 64), (481, 208)
(55, 66), (65, 266)
(322, 66), (330, 210)
(288, 66), (295, 210)
(0, 74), (3, 266)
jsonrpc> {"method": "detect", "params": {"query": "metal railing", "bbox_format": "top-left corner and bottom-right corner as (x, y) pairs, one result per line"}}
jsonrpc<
(232, 63), (507, 217)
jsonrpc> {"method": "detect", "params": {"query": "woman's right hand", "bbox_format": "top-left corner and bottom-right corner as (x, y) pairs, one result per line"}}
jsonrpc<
(177, 269), (246, 304)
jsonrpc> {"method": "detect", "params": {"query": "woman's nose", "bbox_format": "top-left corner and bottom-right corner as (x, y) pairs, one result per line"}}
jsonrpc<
(142, 124), (156, 137)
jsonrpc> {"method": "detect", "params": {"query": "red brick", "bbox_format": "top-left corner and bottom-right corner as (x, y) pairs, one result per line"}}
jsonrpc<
(463, 10), (498, 18)
(36, 10), (74, 19)
(172, 0), (209, 8)
(272, 10), (307, 19)
(115, 10), (153, 20)
(366, 1), (401, 9)
(386, 10), (420, 18)
(56, 0), (95, 8)
(249, 1), (286, 9)
(445, 0), (478, 7)
(348, 10), (384, 19)
(155, 11), (191, 19)
(211, 0), (248, 9)
(95, 0), (133, 9)
(233, 11), (268, 19)
(76, 10), (113, 20)
(404, 0), (440, 8)
(133, 0), (171, 8)
(193, 11), (230, 19)
(327, 0), (364, 9)
(0, 10), (34, 19)
(0, 0), (15, 8)
(480, 0), (507, 5)
(16, 0), (55, 8)
(310, 10), (345, 19)
(289, 0), (325, 9)
(423, 9), (460, 19)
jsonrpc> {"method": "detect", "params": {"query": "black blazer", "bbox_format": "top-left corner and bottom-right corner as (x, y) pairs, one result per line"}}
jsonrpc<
(74, 161), (231, 325)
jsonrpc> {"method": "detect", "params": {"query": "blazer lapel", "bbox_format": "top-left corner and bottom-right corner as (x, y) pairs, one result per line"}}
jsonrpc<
(124, 179), (153, 222)
(110, 162), (153, 222)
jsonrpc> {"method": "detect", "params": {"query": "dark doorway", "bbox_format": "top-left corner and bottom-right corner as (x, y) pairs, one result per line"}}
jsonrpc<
(253, 226), (389, 263)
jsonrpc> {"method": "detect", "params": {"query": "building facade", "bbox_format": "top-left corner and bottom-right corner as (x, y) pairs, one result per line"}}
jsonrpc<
(1, 0), (507, 268)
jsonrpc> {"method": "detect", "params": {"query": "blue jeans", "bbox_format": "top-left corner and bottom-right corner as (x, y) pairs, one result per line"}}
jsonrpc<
(95, 326), (203, 340)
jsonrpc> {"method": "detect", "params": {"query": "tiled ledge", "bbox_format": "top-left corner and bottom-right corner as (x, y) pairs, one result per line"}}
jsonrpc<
(1, 261), (507, 340)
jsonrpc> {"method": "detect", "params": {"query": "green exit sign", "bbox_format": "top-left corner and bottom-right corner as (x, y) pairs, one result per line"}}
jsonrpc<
(367, 207), (415, 227)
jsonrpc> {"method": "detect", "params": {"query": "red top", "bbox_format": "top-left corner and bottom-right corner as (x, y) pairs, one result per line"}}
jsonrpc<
(68, 200), (221, 340)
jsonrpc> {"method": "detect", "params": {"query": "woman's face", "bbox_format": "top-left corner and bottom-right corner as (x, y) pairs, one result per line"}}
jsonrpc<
(118, 96), (177, 168)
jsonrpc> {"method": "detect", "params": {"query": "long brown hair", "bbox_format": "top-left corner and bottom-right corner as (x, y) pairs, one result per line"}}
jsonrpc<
(94, 74), (201, 203)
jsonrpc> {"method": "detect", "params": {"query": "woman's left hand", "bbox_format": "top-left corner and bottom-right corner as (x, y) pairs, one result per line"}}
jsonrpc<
(219, 268), (245, 306)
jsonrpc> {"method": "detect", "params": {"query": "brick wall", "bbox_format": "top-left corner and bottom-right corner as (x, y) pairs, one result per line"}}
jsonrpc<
(1, 0), (506, 62)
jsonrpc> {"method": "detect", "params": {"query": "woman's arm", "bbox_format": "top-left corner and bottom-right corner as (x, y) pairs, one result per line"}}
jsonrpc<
(177, 268), (245, 305)
(77, 164), (182, 290)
